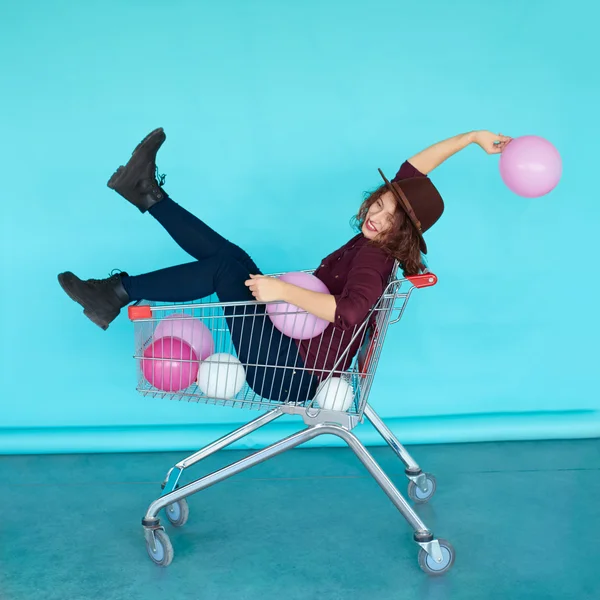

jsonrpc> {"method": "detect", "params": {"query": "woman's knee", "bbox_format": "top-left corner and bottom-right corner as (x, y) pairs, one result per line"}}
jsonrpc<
(226, 243), (262, 275)
(213, 253), (254, 302)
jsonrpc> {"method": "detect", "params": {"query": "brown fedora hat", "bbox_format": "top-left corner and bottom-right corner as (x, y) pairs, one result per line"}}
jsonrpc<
(378, 168), (444, 254)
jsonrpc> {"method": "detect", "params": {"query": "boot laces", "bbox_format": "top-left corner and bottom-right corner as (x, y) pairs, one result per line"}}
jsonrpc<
(88, 270), (126, 286)
(155, 166), (166, 186)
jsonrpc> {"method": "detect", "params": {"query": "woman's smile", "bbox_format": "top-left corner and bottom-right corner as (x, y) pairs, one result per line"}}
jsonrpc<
(365, 218), (378, 232)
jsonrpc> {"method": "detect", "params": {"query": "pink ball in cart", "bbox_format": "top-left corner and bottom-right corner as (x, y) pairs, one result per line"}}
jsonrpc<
(154, 312), (214, 360)
(266, 272), (330, 340)
(141, 336), (199, 392)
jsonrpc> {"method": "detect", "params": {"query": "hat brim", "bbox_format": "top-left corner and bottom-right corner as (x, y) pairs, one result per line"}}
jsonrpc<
(378, 169), (428, 254)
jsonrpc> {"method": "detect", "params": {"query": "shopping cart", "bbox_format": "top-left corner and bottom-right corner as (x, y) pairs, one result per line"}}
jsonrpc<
(128, 268), (456, 575)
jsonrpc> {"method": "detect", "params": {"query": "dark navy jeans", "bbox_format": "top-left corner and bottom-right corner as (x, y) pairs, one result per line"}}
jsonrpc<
(121, 197), (318, 402)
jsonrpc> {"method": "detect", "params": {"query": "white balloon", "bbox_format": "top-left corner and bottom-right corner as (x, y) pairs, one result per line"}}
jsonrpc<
(314, 377), (354, 412)
(197, 353), (246, 400)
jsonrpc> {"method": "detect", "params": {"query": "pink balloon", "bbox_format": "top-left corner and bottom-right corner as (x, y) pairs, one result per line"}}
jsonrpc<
(154, 313), (214, 360)
(499, 135), (562, 198)
(266, 272), (330, 340)
(141, 336), (199, 392)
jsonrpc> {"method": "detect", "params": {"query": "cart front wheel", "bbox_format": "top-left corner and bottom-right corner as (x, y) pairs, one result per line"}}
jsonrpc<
(165, 498), (189, 527)
(146, 529), (174, 567)
(418, 539), (455, 576)
(408, 474), (437, 504)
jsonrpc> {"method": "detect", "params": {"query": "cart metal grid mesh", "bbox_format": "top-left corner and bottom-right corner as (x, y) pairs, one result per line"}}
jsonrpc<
(130, 269), (433, 417)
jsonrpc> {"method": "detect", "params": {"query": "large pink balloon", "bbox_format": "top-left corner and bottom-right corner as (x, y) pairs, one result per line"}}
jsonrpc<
(142, 336), (199, 392)
(266, 272), (330, 340)
(499, 135), (562, 198)
(154, 313), (214, 360)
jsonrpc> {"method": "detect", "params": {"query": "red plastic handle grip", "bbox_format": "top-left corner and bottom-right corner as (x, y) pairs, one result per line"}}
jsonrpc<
(128, 305), (152, 320)
(406, 272), (438, 288)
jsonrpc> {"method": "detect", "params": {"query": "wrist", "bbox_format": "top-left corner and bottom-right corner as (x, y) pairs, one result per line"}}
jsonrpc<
(465, 130), (480, 145)
(279, 281), (293, 303)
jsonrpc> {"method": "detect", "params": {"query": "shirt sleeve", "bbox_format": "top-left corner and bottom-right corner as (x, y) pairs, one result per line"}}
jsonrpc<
(392, 160), (427, 182)
(333, 245), (395, 331)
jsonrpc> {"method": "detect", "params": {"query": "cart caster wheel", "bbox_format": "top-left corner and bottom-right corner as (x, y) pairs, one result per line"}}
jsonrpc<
(418, 539), (455, 576)
(408, 474), (437, 504)
(146, 529), (174, 567)
(165, 498), (189, 527)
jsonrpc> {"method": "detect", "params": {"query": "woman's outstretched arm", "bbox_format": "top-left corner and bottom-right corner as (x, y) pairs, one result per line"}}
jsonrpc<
(408, 130), (512, 175)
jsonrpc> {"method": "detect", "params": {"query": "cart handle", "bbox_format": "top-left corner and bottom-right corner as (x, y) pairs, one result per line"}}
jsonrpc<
(406, 272), (438, 288)
(357, 272), (437, 374)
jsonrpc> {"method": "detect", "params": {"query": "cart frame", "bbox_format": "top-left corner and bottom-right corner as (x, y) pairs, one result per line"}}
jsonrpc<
(129, 270), (456, 575)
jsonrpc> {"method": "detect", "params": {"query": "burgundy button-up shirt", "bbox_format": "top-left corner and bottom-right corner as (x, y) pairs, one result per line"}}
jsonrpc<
(297, 160), (427, 378)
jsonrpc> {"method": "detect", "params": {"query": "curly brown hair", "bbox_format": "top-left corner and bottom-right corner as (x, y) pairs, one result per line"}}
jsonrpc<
(351, 184), (427, 277)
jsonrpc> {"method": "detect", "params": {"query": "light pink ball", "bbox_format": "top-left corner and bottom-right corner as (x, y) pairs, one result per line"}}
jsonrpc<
(266, 272), (330, 340)
(154, 313), (214, 360)
(499, 135), (562, 198)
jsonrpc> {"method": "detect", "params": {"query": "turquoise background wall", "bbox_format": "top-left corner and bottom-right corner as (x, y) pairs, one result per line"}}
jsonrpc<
(1, 0), (598, 453)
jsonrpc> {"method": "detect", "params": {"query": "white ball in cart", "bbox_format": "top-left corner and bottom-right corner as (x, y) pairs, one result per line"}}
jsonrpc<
(197, 353), (246, 400)
(314, 377), (354, 412)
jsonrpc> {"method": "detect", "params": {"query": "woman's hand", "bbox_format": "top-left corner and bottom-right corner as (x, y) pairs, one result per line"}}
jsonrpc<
(245, 274), (286, 302)
(471, 130), (512, 154)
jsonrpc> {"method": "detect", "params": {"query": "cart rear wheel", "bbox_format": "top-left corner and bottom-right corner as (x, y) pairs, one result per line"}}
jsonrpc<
(418, 539), (455, 576)
(408, 474), (437, 504)
(165, 498), (189, 527)
(146, 529), (174, 567)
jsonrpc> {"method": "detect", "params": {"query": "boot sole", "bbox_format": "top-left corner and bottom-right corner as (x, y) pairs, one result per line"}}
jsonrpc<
(107, 127), (166, 191)
(57, 273), (111, 331)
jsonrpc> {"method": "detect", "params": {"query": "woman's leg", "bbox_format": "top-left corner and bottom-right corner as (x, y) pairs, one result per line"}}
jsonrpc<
(122, 254), (253, 303)
(148, 197), (260, 274)
(107, 127), (259, 270)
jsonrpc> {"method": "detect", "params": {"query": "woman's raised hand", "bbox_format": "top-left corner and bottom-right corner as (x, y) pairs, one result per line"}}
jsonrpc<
(472, 130), (513, 154)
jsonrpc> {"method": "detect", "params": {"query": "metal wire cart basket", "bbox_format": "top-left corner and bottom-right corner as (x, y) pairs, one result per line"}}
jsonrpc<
(128, 269), (456, 575)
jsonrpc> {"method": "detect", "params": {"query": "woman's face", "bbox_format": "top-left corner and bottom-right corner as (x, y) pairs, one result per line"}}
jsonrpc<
(361, 191), (397, 240)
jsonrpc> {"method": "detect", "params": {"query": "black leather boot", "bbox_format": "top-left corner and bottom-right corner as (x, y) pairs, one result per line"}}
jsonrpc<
(107, 127), (168, 213)
(58, 271), (130, 330)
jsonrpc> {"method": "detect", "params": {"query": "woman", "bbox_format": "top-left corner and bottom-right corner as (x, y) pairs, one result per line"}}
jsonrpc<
(58, 128), (511, 402)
